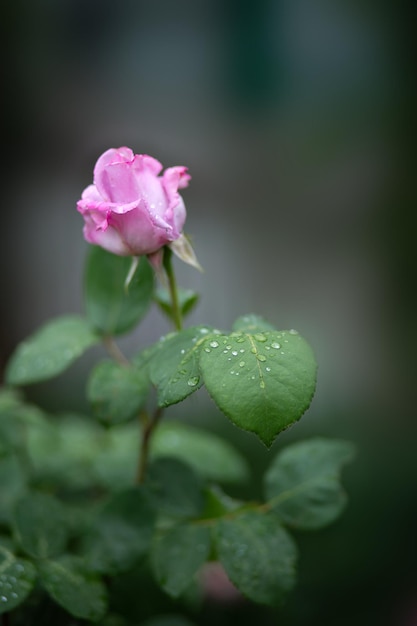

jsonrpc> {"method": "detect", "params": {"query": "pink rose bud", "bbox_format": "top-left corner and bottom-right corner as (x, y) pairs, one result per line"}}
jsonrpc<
(77, 147), (190, 257)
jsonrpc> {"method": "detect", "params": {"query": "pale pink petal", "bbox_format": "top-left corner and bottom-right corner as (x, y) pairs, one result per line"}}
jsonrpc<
(132, 154), (163, 176)
(94, 147), (136, 202)
(109, 204), (173, 255)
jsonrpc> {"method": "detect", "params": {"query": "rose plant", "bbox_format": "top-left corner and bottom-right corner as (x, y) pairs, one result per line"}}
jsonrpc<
(0, 147), (355, 625)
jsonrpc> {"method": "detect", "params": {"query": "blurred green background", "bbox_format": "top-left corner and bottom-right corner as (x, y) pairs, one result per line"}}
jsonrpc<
(1, 1), (416, 624)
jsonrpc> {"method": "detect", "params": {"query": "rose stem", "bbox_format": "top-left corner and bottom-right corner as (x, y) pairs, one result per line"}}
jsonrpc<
(163, 246), (183, 332)
(136, 247), (183, 483)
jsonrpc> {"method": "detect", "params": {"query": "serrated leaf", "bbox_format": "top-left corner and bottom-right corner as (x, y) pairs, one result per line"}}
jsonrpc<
(151, 421), (249, 483)
(151, 524), (211, 597)
(215, 511), (297, 606)
(87, 360), (150, 425)
(85, 246), (154, 336)
(232, 314), (276, 333)
(145, 458), (205, 519)
(0, 546), (37, 614)
(264, 438), (356, 529)
(199, 330), (317, 447)
(13, 492), (69, 559)
(150, 327), (217, 407)
(5, 316), (99, 386)
(84, 487), (156, 574)
(38, 555), (107, 621)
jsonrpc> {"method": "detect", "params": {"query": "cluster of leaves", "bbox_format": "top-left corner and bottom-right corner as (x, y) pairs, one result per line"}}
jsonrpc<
(0, 388), (354, 623)
(1, 248), (355, 624)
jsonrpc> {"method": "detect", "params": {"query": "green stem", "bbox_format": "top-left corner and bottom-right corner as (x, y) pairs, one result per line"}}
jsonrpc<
(103, 336), (130, 366)
(136, 407), (163, 484)
(136, 248), (183, 483)
(163, 247), (182, 332)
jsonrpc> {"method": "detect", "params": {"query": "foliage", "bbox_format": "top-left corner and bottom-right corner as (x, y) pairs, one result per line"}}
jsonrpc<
(0, 246), (355, 624)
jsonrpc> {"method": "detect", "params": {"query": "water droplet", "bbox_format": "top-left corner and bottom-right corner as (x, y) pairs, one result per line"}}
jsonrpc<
(236, 336), (245, 343)
(1, 596), (7, 603)
(271, 342), (281, 349)
(180, 348), (185, 354)
(226, 345), (232, 350)
(254, 333), (267, 342)
(235, 372), (240, 376)
(209, 340), (219, 348)
(257, 355), (266, 362)
(250, 348), (257, 354)
(200, 328), (209, 334)
(251, 375), (255, 380)
(231, 350), (238, 356)
(187, 376), (200, 387)
(239, 361), (245, 367)
(204, 347), (211, 353)
(266, 367), (271, 372)
(11, 592), (18, 599)
(289, 329), (299, 335)
(280, 351), (285, 355)
(227, 357), (232, 361)
(260, 380), (266, 389)
(230, 370), (235, 375)
(239, 348), (245, 353)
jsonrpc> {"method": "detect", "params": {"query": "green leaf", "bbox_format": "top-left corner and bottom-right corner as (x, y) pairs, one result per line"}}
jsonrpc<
(201, 485), (243, 520)
(13, 492), (69, 559)
(151, 421), (249, 483)
(145, 458), (205, 519)
(84, 247), (154, 336)
(150, 327), (218, 407)
(0, 546), (37, 614)
(5, 316), (99, 386)
(87, 360), (150, 425)
(199, 330), (317, 447)
(0, 457), (27, 526)
(151, 523), (211, 597)
(155, 287), (199, 320)
(232, 314), (277, 333)
(84, 487), (156, 574)
(215, 511), (297, 606)
(264, 438), (356, 530)
(38, 555), (107, 621)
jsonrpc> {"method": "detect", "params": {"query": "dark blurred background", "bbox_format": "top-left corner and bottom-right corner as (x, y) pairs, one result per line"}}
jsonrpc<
(1, 1), (416, 625)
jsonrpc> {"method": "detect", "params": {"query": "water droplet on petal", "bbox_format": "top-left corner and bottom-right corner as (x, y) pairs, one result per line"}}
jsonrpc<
(209, 340), (219, 348)
(271, 342), (281, 349)
(266, 367), (271, 372)
(232, 350), (238, 356)
(187, 376), (200, 387)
